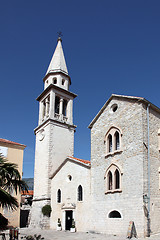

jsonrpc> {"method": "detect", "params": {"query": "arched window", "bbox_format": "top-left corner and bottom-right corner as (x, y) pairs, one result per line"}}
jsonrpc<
(105, 164), (122, 193)
(53, 78), (57, 84)
(115, 131), (120, 150)
(105, 126), (122, 155)
(57, 189), (61, 203)
(62, 79), (65, 85)
(108, 134), (112, 152)
(55, 96), (60, 114)
(109, 210), (121, 218)
(78, 185), (83, 201)
(115, 169), (120, 189)
(108, 171), (112, 190)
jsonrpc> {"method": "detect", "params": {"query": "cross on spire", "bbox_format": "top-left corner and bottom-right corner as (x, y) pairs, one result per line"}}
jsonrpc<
(57, 31), (63, 38)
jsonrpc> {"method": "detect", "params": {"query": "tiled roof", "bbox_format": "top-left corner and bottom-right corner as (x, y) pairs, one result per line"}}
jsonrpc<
(0, 138), (26, 147)
(21, 190), (33, 196)
(68, 156), (91, 165)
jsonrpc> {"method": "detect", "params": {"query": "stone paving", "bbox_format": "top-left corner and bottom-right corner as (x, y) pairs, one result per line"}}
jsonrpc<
(19, 228), (160, 240)
(2, 228), (160, 240)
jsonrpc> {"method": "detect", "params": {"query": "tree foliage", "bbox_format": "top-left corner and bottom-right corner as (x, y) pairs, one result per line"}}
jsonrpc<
(0, 154), (28, 210)
(42, 204), (52, 217)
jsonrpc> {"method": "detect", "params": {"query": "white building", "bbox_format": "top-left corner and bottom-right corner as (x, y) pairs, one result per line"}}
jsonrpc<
(30, 37), (160, 237)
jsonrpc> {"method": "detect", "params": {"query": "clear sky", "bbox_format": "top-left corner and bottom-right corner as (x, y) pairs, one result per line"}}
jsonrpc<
(0, 0), (160, 178)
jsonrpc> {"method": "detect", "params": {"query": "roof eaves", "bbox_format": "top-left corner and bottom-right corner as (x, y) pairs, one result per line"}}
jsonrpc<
(68, 156), (91, 166)
(88, 94), (113, 129)
(36, 84), (77, 101)
(0, 138), (26, 149)
(49, 156), (91, 179)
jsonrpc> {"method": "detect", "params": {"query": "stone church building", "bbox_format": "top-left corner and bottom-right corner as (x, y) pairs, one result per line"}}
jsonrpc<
(30, 37), (160, 237)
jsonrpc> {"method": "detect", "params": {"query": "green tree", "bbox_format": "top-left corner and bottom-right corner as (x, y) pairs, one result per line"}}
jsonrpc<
(0, 154), (28, 210)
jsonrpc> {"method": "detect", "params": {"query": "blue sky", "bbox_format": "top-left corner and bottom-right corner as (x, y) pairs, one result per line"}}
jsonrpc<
(0, 0), (160, 177)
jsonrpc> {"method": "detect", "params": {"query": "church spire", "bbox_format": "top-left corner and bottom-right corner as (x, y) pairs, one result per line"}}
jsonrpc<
(46, 37), (68, 76)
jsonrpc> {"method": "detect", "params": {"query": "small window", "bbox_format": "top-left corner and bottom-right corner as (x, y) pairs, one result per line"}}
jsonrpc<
(53, 78), (57, 84)
(67, 175), (72, 182)
(78, 185), (83, 201)
(57, 189), (61, 203)
(109, 210), (121, 218)
(62, 79), (65, 85)
(111, 104), (118, 112)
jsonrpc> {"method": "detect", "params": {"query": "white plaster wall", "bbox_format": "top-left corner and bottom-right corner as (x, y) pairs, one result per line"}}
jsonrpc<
(30, 120), (75, 227)
(44, 73), (70, 91)
(50, 160), (91, 232)
(33, 120), (74, 198)
(49, 123), (75, 175)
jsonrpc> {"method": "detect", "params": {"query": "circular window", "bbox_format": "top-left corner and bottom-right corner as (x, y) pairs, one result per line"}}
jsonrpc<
(67, 175), (72, 182)
(111, 104), (118, 112)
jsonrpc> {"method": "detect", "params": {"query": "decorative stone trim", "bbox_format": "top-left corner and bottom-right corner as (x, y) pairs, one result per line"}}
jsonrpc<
(105, 150), (123, 158)
(105, 189), (122, 194)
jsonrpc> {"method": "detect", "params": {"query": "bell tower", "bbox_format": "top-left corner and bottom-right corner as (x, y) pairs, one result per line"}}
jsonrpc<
(30, 37), (77, 227)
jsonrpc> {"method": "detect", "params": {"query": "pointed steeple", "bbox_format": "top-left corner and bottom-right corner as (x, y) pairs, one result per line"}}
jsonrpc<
(46, 37), (68, 76)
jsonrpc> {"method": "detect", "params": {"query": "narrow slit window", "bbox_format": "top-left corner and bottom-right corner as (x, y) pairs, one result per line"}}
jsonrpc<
(108, 134), (112, 152)
(108, 171), (112, 190)
(78, 185), (83, 201)
(115, 131), (120, 150)
(57, 189), (61, 203)
(115, 169), (120, 189)
(62, 79), (65, 85)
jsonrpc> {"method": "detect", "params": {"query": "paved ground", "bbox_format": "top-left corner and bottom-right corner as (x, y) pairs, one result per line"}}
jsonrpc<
(2, 228), (160, 240)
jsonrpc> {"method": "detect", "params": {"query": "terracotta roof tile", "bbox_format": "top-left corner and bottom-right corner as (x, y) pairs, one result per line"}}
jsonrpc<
(68, 156), (91, 165)
(21, 190), (33, 196)
(0, 138), (26, 147)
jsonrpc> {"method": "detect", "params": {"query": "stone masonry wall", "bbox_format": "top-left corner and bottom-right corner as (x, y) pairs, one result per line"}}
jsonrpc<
(144, 106), (160, 235)
(90, 97), (145, 237)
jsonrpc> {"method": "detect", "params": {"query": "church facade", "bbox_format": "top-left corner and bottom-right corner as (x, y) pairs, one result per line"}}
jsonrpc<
(30, 37), (160, 237)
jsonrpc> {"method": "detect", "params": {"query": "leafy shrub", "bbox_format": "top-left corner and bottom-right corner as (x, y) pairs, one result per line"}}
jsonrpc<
(41, 204), (52, 217)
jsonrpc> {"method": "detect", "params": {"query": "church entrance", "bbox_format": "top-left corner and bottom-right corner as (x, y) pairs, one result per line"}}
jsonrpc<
(65, 210), (73, 230)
